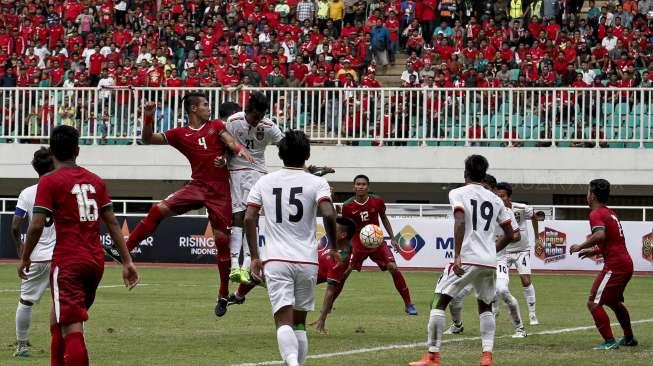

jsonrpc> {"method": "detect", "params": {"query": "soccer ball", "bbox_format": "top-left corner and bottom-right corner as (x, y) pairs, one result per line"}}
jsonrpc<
(359, 224), (385, 249)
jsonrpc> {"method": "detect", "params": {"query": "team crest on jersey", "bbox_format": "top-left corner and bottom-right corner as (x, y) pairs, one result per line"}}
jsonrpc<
(256, 127), (265, 140)
(642, 231), (653, 263)
(394, 225), (425, 261)
(208, 127), (216, 135)
(535, 227), (567, 263)
(315, 224), (329, 254)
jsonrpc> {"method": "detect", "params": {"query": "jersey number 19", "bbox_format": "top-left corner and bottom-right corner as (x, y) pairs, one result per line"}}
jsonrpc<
(470, 199), (493, 231)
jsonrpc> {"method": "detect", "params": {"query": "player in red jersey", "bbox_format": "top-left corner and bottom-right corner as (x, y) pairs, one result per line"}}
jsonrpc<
(570, 179), (637, 350)
(17, 125), (139, 366)
(341, 175), (417, 315)
(125, 93), (253, 318)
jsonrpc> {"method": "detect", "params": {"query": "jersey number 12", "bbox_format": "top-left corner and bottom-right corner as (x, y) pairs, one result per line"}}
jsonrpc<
(71, 183), (98, 222)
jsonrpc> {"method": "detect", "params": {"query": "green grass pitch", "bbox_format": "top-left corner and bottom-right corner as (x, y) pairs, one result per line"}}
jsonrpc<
(0, 264), (651, 365)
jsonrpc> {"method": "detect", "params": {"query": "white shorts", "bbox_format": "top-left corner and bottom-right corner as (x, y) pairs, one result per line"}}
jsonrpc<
(505, 251), (532, 275)
(264, 261), (318, 315)
(20, 262), (51, 304)
(435, 264), (496, 305)
(230, 169), (265, 213)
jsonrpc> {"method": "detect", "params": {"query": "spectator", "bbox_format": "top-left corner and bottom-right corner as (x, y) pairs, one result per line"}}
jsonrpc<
(1, 68), (16, 87)
(297, 0), (316, 23)
(401, 63), (420, 84)
(467, 119), (485, 147)
(329, 0), (346, 38)
(371, 19), (391, 72)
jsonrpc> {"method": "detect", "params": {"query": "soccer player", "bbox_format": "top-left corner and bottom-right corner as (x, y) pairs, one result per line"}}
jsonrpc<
(223, 93), (284, 284)
(124, 93), (253, 318)
(341, 175), (417, 315)
(495, 182), (540, 325)
(12, 147), (56, 357)
(410, 155), (514, 366)
(17, 125), (139, 365)
(245, 130), (338, 366)
(570, 179), (637, 350)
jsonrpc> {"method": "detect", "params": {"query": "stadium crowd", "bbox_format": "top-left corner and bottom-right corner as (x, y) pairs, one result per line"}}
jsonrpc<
(1, 0), (653, 90)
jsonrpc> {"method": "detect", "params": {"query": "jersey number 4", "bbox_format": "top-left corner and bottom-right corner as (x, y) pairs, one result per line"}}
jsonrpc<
(272, 187), (304, 223)
(470, 199), (493, 231)
(198, 137), (207, 150)
(71, 183), (98, 222)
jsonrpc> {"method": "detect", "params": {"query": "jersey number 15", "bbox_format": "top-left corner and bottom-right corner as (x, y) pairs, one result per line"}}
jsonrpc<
(272, 187), (304, 223)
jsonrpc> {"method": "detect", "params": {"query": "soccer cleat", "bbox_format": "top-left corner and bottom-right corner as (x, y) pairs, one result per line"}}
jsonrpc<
(227, 293), (245, 306)
(617, 337), (638, 347)
(13, 343), (30, 357)
(229, 268), (241, 283)
(405, 304), (418, 316)
(214, 297), (228, 317)
(443, 322), (464, 335)
(511, 327), (528, 338)
(408, 352), (440, 366)
(593, 339), (619, 350)
(480, 351), (493, 366)
(528, 312), (539, 325)
(239, 268), (251, 284)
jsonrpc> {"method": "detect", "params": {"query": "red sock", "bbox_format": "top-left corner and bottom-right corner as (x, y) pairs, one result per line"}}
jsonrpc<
(590, 306), (614, 341)
(50, 324), (64, 366)
(609, 302), (634, 339)
(63, 332), (88, 366)
(127, 205), (164, 251)
(217, 259), (231, 298)
(391, 270), (412, 305)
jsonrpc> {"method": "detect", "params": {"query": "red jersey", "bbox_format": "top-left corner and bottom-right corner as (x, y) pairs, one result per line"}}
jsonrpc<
(317, 248), (351, 284)
(33, 166), (112, 266)
(589, 206), (633, 273)
(163, 120), (229, 184)
(341, 195), (386, 252)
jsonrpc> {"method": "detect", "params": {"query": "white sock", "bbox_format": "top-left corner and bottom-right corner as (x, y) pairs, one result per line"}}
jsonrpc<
(523, 284), (536, 314)
(242, 234), (251, 269)
(16, 302), (32, 342)
(479, 311), (495, 353)
(294, 329), (308, 366)
(229, 227), (243, 269)
(500, 292), (524, 329)
(427, 309), (446, 353)
(277, 325), (299, 366)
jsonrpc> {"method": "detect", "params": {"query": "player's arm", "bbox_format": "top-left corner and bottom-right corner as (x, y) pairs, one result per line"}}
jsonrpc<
(496, 221), (514, 252)
(141, 101), (167, 145)
(570, 228), (606, 255)
(314, 281), (341, 334)
(379, 210), (400, 252)
(10, 215), (25, 258)
(452, 210), (465, 276)
(17, 213), (47, 279)
(528, 205), (539, 245)
(219, 130), (255, 163)
(100, 208), (140, 289)
(244, 204), (263, 280)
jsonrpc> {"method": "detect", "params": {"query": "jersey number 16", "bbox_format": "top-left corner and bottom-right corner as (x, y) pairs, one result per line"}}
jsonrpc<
(71, 183), (98, 222)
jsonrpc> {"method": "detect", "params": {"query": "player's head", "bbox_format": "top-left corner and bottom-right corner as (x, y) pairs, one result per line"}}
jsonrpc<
(244, 92), (270, 127)
(496, 182), (513, 205)
(336, 216), (356, 244)
(482, 173), (497, 191)
(535, 211), (546, 221)
(183, 92), (211, 122)
(32, 146), (54, 177)
(218, 101), (241, 119)
(353, 174), (369, 196)
(464, 154), (488, 183)
(588, 178), (610, 205)
(49, 125), (79, 162)
(278, 130), (310, 168)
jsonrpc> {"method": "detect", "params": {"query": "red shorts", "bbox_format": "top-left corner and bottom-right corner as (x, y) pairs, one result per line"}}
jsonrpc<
(589, 269), (632, 306)
(50, 261), (104, 325)
(350, 243), (395, 271)
(163, 180), (232, 235)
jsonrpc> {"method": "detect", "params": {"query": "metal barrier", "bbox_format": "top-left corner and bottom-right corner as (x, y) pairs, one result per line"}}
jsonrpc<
(2, 87), (653, 147)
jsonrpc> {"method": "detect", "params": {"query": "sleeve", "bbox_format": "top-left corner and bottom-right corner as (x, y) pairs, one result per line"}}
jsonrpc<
(448, 190), (464, 213)
(246, 180), (263, 208)
(496, 203), (512, 225)
(268, 123), (285, 144)
(97, 179), (113, 212)
(212, 119), (226, 134)
(163, 127), (180, 147)
(14, 190), (29, 219)
(589, 210), (606, 232)
(33, 177), (54, 215)
(524, 204), (534, 219)
(315, 178), (332, 204)
(509, 211), (520, 232)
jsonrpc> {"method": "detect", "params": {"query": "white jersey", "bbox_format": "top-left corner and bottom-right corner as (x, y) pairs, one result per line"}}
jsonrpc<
(15, 184), (56, 262)
(448, 184), (513, 268)
(505, 202), (534, 253)
(226, 112), (284, 173)
(247, 168), (331, 264)
(497, 210), (520, 255)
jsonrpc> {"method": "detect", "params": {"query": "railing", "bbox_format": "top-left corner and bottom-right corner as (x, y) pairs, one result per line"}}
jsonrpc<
(1, 198), (652, 221)
(2, 87), (653, 148)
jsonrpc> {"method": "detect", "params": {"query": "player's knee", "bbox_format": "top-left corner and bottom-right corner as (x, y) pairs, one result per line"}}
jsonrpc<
(387, 263), (398, 273)
(521, 276), (532, 287)
(155, 202), (173, 218)
(19, 298), (33, 306)
(587, 301), (598, 311)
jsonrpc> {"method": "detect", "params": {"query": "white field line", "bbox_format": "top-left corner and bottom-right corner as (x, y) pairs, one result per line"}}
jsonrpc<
(0, 283), (156, 292)
(231, 319), (653, 366)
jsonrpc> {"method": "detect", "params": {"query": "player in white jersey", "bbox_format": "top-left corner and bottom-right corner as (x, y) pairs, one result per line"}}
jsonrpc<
(410, 155), (514, 366)
(11, 147), (56, 357)
(496, 182), (540, 325)
(444, 174), (527, 339)
(245, 130), (337, 366)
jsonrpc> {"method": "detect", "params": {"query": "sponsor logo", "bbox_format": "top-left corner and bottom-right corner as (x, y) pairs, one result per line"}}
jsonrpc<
(394, 225), (425, 261)
(100, 219), (153, 257)
(642, 231), (653, 264)
(315, 224), (329, 254)
(256, 127), (265, 140)
(535, 227), (567, 263)
(178, 223), (217, 256)
(435, 236), (455, 260)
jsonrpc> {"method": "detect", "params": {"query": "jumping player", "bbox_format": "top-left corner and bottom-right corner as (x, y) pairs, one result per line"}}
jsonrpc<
(245, 130), (338, 366)
(495, 182), (540, 325)
(124, 93), (254, 318)
(410, 155), (513, 366)
(12, 147), (56, 357)
(341, 175), (417, 315)
(570, 179), (637, 350)
(18, 125), (139, 365)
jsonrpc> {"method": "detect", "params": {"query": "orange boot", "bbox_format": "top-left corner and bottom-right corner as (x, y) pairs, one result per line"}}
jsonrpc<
(408, 352), (440, 366)
(480, 351), (493, 366)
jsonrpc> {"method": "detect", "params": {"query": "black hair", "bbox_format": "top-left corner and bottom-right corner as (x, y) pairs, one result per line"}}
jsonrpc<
(245, 92), (270, 114)
(182, 92), (208, 112)
(590, 179), (610, 203)
(496, 182), (513, 197)
(464, 154), (488, 182)
(353, 174), (369, 183)
(32, 147), (54, 176)
(278, 130), (310, 167)
(535, 211), (546, 218)
(218, 101), (241, 119)
(49, 125), (79, 162)
(482, 174), (497, 190)
(336, 216), (356, 240)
